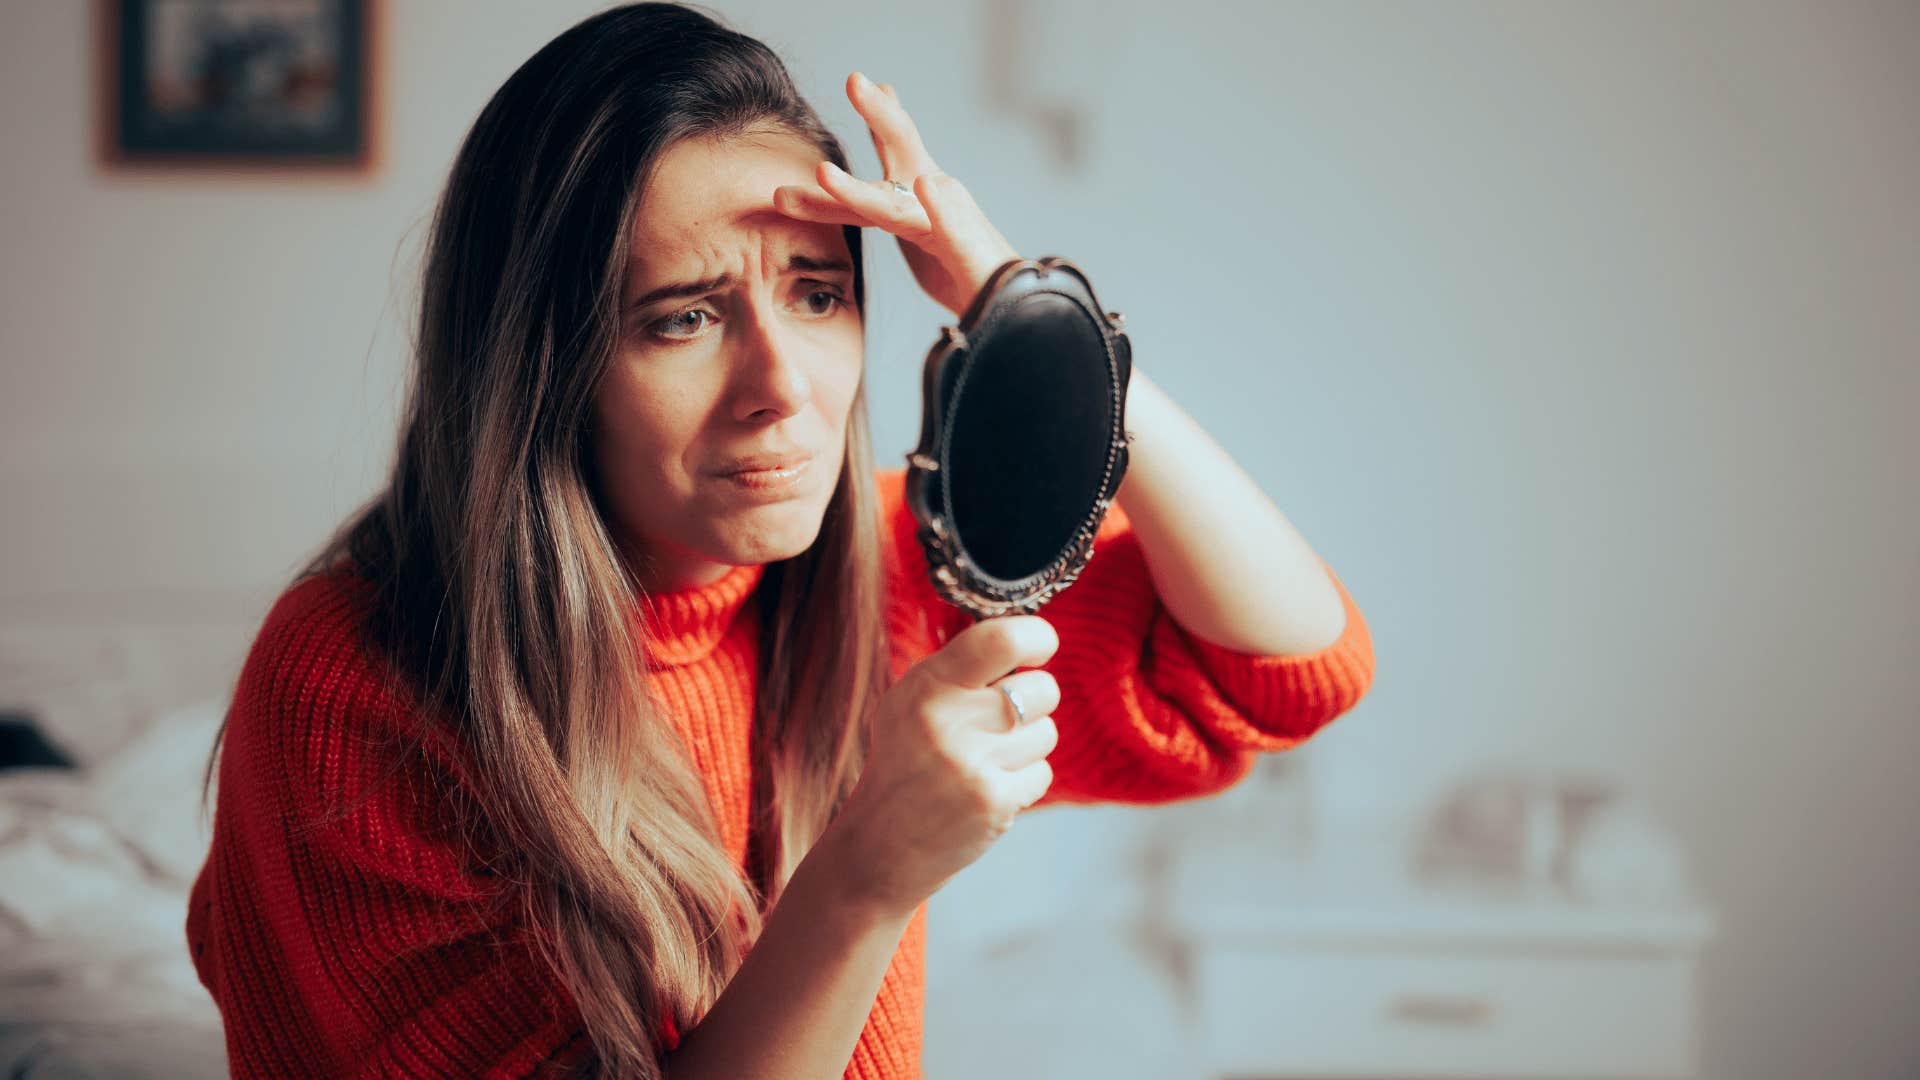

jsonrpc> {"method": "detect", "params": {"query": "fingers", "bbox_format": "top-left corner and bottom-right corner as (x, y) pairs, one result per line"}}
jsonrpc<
(945, 666), (1059, 744)
(984, 712), (1059, 771)
(847, 71), (938, 181)
(915, 173), (1018, 284)
(999, 757), (1055, 813)
(870, 82), (907, 176)
(770, 161), (933, 234)
(928, 614), (1059, 690)
(770, 179), (872, 227)
(983, 668), (1061, 732)
(818, 160), (935, 237)
(967, 668), (1059, 768)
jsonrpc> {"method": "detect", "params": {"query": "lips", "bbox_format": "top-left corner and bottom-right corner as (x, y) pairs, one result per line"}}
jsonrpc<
(718, 451), (813, 475)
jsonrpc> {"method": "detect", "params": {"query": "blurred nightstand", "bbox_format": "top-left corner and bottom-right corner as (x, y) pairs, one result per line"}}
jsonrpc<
(1158, 842), (1717, 1080)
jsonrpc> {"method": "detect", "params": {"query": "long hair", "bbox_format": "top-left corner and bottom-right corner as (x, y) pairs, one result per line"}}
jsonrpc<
(199, 4), (889, 1073)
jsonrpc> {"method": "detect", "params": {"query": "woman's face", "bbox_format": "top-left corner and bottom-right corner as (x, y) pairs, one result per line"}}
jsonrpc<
(592, 127), (863, 593)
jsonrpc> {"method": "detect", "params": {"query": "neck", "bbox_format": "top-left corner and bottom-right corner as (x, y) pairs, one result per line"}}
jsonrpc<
(619, 536), (740, 596)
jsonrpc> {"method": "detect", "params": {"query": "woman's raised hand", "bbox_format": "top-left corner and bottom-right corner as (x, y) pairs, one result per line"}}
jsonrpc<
(818, 614), (1062, 921)
(771, 71), (1021, 319)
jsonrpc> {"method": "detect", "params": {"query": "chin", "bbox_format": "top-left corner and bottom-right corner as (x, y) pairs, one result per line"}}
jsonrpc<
(721, 504), (829, 565)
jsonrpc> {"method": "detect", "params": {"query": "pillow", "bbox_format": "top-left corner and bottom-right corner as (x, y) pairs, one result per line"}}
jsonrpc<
(87, 697), (229, 886)
(0, 794), (189, 948)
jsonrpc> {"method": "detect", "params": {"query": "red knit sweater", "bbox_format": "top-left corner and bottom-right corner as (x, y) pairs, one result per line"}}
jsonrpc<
(186, 467), (1374, 1078)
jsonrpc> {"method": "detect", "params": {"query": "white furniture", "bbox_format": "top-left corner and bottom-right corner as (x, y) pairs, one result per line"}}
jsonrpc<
(1163, 843), (1717, 1080)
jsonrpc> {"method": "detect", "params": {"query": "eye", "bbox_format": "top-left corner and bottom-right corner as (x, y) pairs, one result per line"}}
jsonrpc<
(803, 290), (840, 316)
(648, 306), (714, 342)
(799, 281), (849, 317)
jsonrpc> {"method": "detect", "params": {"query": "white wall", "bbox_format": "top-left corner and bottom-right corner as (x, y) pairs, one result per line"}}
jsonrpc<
(3, 2), (1916, 1077)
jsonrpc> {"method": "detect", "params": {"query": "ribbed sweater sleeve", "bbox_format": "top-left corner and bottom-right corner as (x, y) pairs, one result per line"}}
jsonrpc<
(874, 468), (1375, 807)
(186, 576), (597, 1078)
(1032, 499), (1375, 805)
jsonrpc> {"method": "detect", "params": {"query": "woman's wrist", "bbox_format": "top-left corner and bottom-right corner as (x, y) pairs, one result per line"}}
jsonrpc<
(797, 819), (918, 931)
(665, 809), (917, 1076)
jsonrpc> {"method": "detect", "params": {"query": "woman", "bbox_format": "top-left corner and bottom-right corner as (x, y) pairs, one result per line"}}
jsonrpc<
(186, 4), (1375, 1077)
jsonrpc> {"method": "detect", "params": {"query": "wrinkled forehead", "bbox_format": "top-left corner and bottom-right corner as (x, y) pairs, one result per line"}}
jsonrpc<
(626, 129), (847, 284)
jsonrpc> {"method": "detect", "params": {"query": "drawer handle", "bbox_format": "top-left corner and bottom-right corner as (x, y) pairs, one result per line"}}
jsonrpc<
(1387, 994), (1496, 1027)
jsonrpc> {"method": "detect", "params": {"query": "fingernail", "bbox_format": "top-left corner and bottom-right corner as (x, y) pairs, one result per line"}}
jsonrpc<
(853, 71), (873, 89)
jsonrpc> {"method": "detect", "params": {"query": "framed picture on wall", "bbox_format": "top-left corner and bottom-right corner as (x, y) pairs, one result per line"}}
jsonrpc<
(96, 0), (378, 173)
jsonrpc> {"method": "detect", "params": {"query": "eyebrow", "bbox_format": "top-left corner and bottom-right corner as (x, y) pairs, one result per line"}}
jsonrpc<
(624, 254), (854, 313)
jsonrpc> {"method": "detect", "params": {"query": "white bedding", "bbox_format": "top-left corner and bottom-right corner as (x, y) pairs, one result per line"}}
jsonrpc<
(0, 700), (229, 1078)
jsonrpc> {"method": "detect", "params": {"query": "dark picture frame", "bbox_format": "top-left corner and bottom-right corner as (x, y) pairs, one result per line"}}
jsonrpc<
(96, 0), (378, 173)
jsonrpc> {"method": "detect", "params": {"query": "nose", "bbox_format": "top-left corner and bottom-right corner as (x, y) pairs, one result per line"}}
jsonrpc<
(730, 294), (811, 424)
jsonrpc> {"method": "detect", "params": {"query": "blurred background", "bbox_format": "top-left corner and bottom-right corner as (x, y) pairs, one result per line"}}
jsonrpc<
(2, 1), (1915, 1077)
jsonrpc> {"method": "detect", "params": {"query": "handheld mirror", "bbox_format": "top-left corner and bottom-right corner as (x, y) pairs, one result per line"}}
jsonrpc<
(903, 256), (1134, 622)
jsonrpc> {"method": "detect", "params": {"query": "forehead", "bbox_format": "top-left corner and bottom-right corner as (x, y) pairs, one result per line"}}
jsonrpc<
(627, 128), (845, 280)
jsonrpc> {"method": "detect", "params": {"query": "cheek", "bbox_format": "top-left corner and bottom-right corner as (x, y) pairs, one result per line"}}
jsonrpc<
(821, 328), (865, 418)
(591, 376), (690, 489)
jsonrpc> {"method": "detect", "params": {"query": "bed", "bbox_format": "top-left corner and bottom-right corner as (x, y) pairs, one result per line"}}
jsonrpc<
(0, 697), (230, 1077)
(0, 606), (249, 1079)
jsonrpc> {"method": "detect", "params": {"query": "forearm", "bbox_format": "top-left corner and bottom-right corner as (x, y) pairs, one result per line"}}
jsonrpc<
(1115, 366), (1347, 656)
(662, 833), (912, 1079)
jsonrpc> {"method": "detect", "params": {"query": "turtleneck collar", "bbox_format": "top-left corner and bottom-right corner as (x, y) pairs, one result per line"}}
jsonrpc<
(634, 561), (765, 669)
